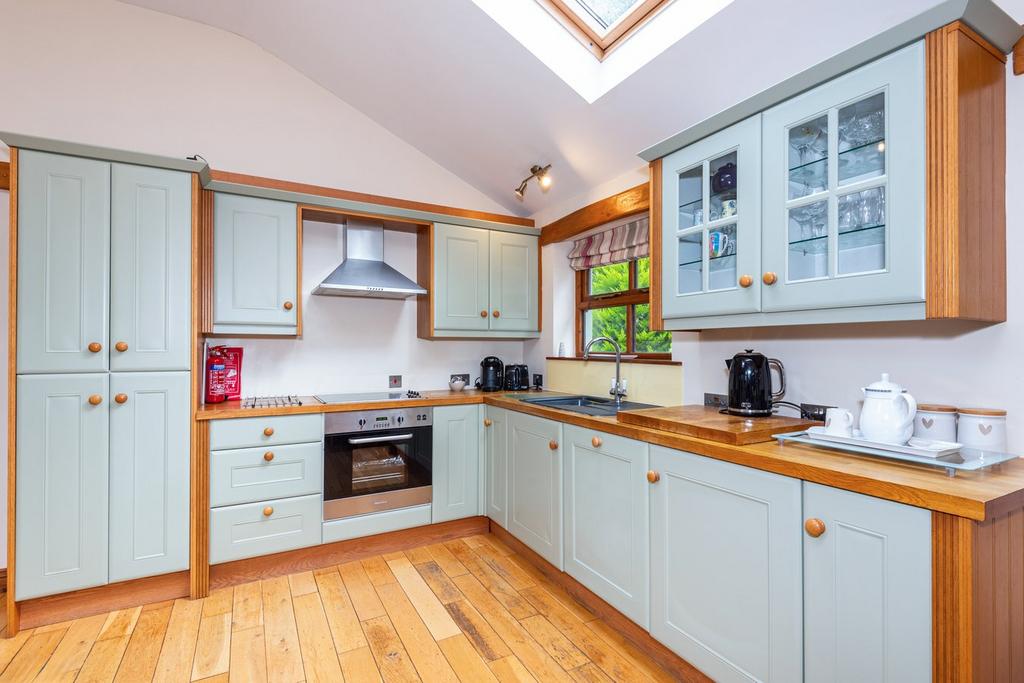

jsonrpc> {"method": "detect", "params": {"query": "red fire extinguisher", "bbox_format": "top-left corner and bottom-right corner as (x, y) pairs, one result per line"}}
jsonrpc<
(205, 346), (243, 403)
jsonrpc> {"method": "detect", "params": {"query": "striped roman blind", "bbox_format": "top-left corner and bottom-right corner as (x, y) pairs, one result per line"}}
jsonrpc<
(567, 215), (649, 270)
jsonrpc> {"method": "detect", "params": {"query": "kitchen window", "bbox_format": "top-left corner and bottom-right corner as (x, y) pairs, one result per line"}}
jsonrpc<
(576, 256), (672, 357)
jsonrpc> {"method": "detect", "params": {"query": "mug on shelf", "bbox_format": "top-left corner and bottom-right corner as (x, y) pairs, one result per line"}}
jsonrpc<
(709, 231), (732, 258)
(914, 404), (958, 443)
(957, 408), (1007, 452)
(824, 408), (854, 437)
(720, 199), (737, 218)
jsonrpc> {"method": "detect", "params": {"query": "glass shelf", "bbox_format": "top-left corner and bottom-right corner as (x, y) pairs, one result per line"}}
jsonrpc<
(679, 197), (702, 210)
(789, 158), (827, 199)
(839, 139), (885, 184)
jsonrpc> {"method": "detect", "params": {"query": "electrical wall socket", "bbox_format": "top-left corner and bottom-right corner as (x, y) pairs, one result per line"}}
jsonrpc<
(704, 393), (729, 408)
(450, 373), (470, 384)
(388, 375), (402, 388)
(800, 403), (834, 422)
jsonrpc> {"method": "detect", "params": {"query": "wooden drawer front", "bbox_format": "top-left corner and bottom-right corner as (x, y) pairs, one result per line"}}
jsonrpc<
(210, 414), (322, 450)
(211, 442), (322, 508)
(210, 494), (322, 564)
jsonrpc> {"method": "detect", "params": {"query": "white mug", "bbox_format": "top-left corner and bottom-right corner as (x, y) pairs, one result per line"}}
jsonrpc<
(824, 408), (855, 437)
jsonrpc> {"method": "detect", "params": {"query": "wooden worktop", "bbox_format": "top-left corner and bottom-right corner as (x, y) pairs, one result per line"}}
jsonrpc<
(196, 390), (1024, 521)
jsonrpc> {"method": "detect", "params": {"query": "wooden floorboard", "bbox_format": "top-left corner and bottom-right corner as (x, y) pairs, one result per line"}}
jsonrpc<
(0, 533), (681, 682)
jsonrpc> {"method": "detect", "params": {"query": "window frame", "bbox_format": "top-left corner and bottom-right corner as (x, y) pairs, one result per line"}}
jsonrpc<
(539, 0), (673, 60)
(575, 257), (671, 359)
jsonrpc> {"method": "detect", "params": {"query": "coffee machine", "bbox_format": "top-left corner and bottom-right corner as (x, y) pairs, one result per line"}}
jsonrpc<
(476, 356), (504, 392)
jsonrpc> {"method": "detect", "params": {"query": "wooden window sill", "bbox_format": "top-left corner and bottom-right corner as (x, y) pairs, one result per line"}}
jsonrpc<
(546, 356), (680, 366)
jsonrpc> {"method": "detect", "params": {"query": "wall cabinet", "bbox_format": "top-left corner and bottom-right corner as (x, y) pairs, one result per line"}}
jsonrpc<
(803, 482), (931, 681)
(108, 372), (191, 582)
(508, 412), (563, 569)
(483, 406), (509, 527)
(213, 193), (299, 336)
(563, 426), (650, 628)
(432, 405), (480, 523)
(16, 374), (110, 600)
(422, 223), (539, 339)
(649, 446), (803, 682)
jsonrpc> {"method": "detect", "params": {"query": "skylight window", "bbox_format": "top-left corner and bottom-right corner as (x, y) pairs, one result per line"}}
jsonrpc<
(543, 0), (672, 58)
(574, 0), (642, 32)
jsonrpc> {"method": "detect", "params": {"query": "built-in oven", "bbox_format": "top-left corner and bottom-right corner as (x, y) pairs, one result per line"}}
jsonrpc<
(323, 407), (432, 521)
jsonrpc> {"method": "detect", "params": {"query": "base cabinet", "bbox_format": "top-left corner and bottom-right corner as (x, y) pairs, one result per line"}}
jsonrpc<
(433, 405), (480, 523)
(649, 446), (803, 682)
(483, 406), (509, 527)
(508, 412), (563, 569)
(563, 426), (650, 628)
(803, 482), (931, 682)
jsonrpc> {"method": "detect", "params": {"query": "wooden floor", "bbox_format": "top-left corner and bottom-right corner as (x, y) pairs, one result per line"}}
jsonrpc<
(0, 534), (677, 682)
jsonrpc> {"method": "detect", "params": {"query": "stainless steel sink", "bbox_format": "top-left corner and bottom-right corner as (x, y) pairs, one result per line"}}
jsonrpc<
(518, 394), (655, 417)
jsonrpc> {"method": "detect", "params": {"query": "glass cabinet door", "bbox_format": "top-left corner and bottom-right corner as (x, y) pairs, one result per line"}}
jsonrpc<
(661, 115), (762, 320)
(761, 42), (926, 313)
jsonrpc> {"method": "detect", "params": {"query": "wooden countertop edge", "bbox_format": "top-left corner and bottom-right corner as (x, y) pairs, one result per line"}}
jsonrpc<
(196, 392), (1024, 520)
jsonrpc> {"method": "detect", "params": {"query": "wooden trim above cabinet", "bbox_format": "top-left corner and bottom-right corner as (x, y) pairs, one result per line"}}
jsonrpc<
(648, 159), (664, 331)
(0, 160), (9, 191)
(7, 148), (18, 635)
(1015, 28), (1024, 75)
(539, 182), (649, 246)
(925, 21), (1007, 322)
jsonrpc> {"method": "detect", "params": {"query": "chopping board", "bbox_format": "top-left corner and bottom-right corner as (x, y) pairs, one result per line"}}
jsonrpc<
(616, 405), (819, 445)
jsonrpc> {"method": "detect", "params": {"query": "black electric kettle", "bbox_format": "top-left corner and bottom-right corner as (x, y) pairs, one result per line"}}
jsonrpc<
(476, 356), (504, 392)
(724, 350), (785, 417)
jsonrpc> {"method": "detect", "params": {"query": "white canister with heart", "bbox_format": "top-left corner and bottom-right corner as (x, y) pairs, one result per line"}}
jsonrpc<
(914, 404), (958, 443)
(957, 408), (1007, 452)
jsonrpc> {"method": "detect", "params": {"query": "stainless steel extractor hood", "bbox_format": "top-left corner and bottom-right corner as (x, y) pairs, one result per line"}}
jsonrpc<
(313, 220), (427, 299)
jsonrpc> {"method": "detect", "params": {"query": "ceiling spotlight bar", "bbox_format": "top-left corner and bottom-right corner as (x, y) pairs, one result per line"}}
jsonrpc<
(514, 164), (552, 199)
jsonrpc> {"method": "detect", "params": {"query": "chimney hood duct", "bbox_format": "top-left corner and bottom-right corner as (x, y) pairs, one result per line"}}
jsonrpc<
(312, 220), (427, 299)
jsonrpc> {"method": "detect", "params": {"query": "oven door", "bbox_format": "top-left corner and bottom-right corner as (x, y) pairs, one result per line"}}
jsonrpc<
(323, 426), (432, 520)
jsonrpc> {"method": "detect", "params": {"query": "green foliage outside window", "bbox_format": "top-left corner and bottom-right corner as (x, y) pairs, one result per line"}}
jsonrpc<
(583, 257), (671, 354)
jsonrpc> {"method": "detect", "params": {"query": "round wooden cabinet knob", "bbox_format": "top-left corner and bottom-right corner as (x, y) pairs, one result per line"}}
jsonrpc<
(114, 393), (128, 404)
(263, 506), (274, 517)
(263, 451), (275, 462)
(115, 341), (129, 352)
(88, 342), (102, 353)
(263, 427), (275, 437)
(483, 418), (493, 427)
(805, 518), (826, 538)
(492, 310), (501, 318)
(591, 436), (603, 448)
(548, 440), (558, 451)
(762, 271), (778, 286)
(647, 470), (661, 484)
(739, 274), (753, 288)
(283, 301), (294, 311)
(88, 394), (103, 406)
(479, 310), (488, 318)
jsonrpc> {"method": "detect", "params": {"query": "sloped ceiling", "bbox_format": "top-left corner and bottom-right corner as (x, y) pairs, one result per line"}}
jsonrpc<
(122, 0), (985, 218)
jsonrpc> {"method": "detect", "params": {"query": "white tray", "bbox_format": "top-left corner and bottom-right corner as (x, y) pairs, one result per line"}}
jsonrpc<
(805, 426), (962, 458)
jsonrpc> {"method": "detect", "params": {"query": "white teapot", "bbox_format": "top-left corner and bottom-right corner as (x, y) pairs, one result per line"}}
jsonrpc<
(859, 373), (917, 445)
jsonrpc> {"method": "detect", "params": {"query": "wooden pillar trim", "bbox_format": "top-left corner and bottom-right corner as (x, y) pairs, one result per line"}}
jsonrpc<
(0, 161), (10, 191)
(7, 149), (19, 635)
(932, 511), (975, 681)
(1014, 28), (1023, 75)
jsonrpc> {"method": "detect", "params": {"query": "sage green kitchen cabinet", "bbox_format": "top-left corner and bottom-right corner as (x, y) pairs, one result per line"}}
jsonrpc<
(108, 372), (191, 582)
(563, 425), (649, 628)
(432, 405), (480, 523)
(488, 230), (539, 332)
(429, 223), (539, 337)
(17, 150), (110, 375)
(213, 193), (298, 335)
(649, 445), (803, 683)
(508, 412), (562, 569)
(483, 406), (509, 527)
(16, 374), (109, 600)
(110, 164), (192, 371)
(803, 482), (931, 682)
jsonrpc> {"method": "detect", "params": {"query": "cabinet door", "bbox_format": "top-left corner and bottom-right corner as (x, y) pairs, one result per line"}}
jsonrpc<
(661, 115), (762, 319)
(761, 42), (925, 312)
(649, 446), (802, 682)
(508, 412), (562, 569)
(483, 406), (509, 527)
(432, 405), (480, 523)
(17, 151), (110, 374)
(563, 426), (649, 627)
(110, 164), (192, 371)
(109, 372), (190, 582)
(213, 193), (298, 332)
(433, 223), (490, 331)
(803, 482), (931, 682)
(16, 374), (109, 600)
(488, 231), (538, 331)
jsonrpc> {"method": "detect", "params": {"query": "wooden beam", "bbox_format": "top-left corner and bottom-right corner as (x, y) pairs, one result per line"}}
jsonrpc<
(1015, 27), (1024, 75)
(648, 160), (663, 331)
(0, 161), (9, 191)
(539, 182), (649, 246)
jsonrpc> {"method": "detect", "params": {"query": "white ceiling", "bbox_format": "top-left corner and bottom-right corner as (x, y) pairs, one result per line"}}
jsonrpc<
(122, 0), (1017, 219)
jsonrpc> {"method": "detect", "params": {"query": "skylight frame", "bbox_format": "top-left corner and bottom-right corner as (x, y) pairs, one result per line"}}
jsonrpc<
(539, 0), (672, 59)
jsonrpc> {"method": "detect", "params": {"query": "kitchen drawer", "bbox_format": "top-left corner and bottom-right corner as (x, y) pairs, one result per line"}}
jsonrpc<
(322, 504), (432, 544)
(211, 442), (322, 508)
(210, 414), (322, 450)
(210, 493), (322, 564)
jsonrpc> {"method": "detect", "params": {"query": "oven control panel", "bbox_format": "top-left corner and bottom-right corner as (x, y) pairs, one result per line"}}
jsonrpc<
(325, 407), (433, 433)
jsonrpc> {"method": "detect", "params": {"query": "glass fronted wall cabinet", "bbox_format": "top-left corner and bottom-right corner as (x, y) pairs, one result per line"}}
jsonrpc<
(653, 23), (1007, 329)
